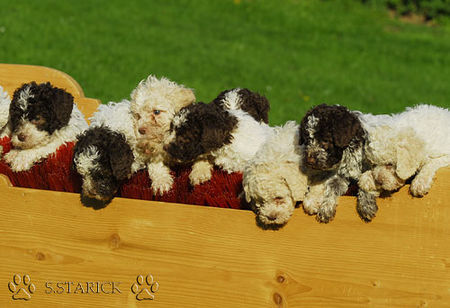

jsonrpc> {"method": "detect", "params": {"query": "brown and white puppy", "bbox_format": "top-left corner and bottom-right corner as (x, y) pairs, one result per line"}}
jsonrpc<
(130, 75), (195, 195)
(299, 104), (371, 223)
(73, 126), (134, 209)
(165, 88), (273, 186)
(3, 82), (88, 171)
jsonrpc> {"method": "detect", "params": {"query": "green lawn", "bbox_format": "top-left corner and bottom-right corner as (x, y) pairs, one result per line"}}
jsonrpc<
(1, 0), (449, 125)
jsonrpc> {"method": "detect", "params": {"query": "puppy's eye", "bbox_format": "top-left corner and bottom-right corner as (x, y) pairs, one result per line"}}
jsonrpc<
(153, 110), (161, 115)
(274, 196), (284, 203)
(31, 115), (45, 126)
(134, 113), (141, 120)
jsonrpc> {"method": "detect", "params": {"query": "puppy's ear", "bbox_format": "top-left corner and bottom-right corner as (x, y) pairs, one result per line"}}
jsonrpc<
(200, 106), (237, 152)
(332, 113), (364, 148)
(242, 164), (256, 203)
(237, 88), (270, 124)
(50, 85), (74, 127)
(109, 134), (134, 181)
(299, 108), (315, 145)
(174, 88), (196, 109)
(395, 130), (425, 180)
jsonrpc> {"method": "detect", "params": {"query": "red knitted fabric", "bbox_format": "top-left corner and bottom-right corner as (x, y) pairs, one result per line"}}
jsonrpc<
(120, 169), (178, 203)
(0, 142), (81, 192)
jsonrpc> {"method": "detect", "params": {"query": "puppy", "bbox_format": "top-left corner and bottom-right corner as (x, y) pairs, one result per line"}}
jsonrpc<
(165, 89), (273, 186)
(358, 105), (450, 220)
(243, 121), (322, 228)
(130, 75), (195, 195)
(73, 126), (134, 209)
(0, 85), (10, 135)
(299, 104), (369, 223)
(3, 82), (88, 171)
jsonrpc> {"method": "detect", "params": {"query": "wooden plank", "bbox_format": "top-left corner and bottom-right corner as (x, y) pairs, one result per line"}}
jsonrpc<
(0, 63), (100, 120)
(0, 167), (449, 307)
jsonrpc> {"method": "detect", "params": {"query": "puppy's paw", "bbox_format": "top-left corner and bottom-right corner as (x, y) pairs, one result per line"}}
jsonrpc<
(410, 175), (432, 197)
(357, 191), (378, 222)
(358, 171), (377, 192)
(4, 150), (35, 172)
(151, 172), (174, 196)
(302, 195), (320, 215)
(316, 201), (336, 223)
(189, 161), (212, 186)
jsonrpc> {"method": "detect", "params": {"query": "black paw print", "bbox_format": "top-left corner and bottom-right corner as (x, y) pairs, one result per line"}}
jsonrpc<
(8, 274), (35, 300)
(131, 274), (159, 301)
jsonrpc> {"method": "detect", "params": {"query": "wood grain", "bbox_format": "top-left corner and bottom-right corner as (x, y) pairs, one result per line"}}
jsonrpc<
(0, 167), (449, 307)
(0, 63), (100, 120)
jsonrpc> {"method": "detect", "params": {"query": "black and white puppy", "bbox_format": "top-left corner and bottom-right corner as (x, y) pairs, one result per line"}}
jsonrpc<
(164, 88), (273, 186)
(299, 104), (374, 222)
(3, 82), (88, 171)
(211, 88), (270, 124)
(73, 126), (134, 209)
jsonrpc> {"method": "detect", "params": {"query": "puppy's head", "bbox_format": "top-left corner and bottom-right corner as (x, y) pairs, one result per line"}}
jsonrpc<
(243, 161), (305, 227)
(212, 88), (270, 123)
(299, 104), (364, 170)
(130, 75), (195, 155)
(164, 102), (238, 162)
(365, 126), (425, 181)
(73, 127), (134, 209)
(9, 82), (74, 149)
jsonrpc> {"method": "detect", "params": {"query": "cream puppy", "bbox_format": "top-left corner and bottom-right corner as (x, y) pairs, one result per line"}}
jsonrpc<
(130, 75), (195, 195)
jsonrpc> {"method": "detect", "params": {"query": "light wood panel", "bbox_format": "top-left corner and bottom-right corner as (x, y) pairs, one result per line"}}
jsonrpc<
(0, 168), (449, 307)
(0, 63), (100, 120)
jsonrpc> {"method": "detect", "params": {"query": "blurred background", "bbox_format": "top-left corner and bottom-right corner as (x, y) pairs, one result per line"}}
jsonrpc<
(0, 0), (449, 125)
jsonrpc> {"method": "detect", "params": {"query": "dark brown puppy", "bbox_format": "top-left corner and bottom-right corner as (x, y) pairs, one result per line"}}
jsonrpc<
(73, 126), (134, 209)
(299, 104), (375, 222)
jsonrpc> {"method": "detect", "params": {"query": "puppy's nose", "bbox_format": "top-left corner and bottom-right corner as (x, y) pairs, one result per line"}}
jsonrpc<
(18, 133), (26, 142)
(306, 155), (316, 165)
(138, 127), (147, 135)
(267, 213), (278, 221)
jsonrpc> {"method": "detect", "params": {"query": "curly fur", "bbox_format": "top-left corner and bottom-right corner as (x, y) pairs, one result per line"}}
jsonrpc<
(243, 121), (318, 227)
(3, 82), (88, 171)
(89, 99), (146, 173)
(0, 86), (11, 147)
(299, 104), (367, 223)
(166, 90), (274, 186)
(211, 88), (270, 123)
(358, 104), (450, 221)
(130, 75), (195, 195)
(73, 126), (134, 209)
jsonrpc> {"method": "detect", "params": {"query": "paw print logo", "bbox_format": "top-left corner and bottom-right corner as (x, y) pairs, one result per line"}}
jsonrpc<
(8, 274), (35, 300)
(131, 274), (159, 301)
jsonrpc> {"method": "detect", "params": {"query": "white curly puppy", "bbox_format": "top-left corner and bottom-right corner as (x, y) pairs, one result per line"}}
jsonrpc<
(360, 105), (450, 204)
(0, 85), (11, 138)
(243, 121), (323, 227)
(130, 75), (195, 195)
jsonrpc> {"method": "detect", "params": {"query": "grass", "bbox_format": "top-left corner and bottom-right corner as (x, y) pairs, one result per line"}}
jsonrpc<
(0, 0), (449, 125)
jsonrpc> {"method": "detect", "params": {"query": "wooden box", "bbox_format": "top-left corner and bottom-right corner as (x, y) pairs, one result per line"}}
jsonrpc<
(0, 64), (449, 307)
